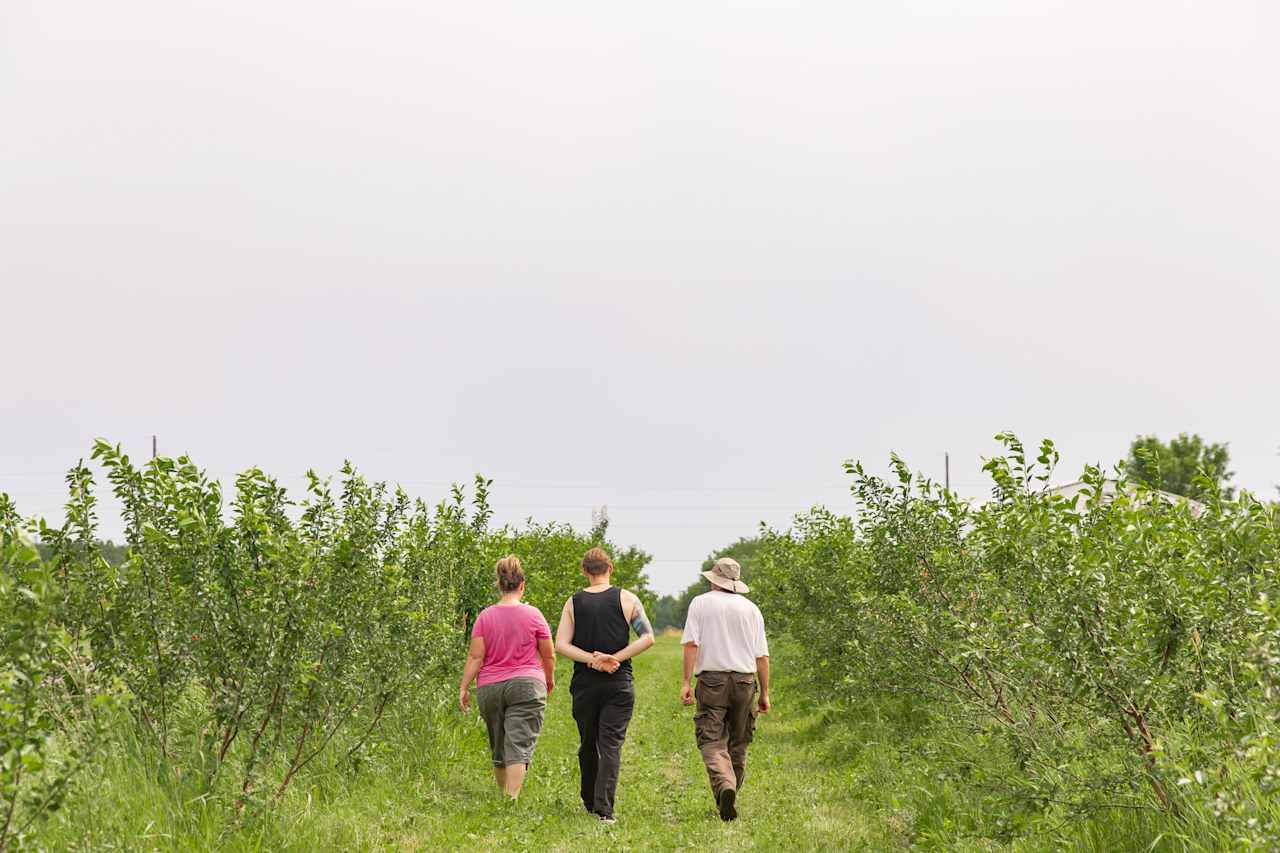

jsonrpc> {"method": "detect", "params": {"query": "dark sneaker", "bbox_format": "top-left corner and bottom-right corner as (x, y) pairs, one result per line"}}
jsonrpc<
(598, 814), (617, 825)
(717, 787), (738, 821)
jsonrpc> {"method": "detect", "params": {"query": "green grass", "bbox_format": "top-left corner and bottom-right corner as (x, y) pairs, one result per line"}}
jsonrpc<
(45, 636), (906, 851)
(42, 636), (1218, 851)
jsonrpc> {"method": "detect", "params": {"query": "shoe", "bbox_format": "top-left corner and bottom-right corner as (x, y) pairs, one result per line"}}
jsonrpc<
(717, 787), (738, 821)
(598, 814), (617, 825)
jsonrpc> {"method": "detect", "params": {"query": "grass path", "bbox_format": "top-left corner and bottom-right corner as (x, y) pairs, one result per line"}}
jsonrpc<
(347, 635), (892, 851)
(50, 636), (1177, 851)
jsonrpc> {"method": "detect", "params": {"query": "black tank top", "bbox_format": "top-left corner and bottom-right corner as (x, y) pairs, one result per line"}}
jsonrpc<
(570, 586), (632, 689)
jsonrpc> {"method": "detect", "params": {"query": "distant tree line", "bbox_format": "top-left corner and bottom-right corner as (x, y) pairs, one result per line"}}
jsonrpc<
(1126, 433), (1234, 500)
(35, 539), (130, 566)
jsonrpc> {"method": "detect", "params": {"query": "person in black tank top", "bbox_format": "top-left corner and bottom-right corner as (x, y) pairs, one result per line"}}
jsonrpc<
(570, 586), (633, 688)
(554, 548), (656, 822)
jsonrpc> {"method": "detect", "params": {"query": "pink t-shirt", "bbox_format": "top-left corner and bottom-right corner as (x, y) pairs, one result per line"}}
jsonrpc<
(473, 603), (552, 687)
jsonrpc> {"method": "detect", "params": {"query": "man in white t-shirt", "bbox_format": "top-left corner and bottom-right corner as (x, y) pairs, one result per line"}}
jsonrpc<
(680, 557), (770, 822)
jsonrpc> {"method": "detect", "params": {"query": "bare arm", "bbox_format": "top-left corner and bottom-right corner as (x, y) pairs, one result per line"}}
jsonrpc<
(459, 635), (485, 711)
(681, 642), (698, 705)
(755, 609), (770, 712)
(756, 655), (770, 713)
(611, 591), (655, 663)
(537, 637), (555, 694)
(554, 597), (605, 666)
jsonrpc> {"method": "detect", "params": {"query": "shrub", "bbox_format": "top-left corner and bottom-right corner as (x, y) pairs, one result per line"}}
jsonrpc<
(5, 440), (654, 832)
(754, 435), (1280, 834)
(0, 500), (107, 851)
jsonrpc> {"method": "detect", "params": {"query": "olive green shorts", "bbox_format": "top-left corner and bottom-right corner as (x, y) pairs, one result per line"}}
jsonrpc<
(476, 677), (547, 767)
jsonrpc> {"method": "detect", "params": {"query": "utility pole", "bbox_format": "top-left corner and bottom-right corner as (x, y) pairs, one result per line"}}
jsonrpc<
(591, 505), (609, 540)
(152, 435), (157, 459)
(945, 452), (950, 492)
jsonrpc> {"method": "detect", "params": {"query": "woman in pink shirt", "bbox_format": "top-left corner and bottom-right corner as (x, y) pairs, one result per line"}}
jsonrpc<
(458, 556), (555, 798)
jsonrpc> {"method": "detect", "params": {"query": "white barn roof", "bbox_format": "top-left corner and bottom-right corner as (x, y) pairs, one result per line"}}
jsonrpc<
(1041, 479), (1206, 517)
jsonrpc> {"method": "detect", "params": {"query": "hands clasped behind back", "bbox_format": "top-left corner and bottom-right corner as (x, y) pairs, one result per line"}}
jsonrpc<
(590, 651), (621, 673)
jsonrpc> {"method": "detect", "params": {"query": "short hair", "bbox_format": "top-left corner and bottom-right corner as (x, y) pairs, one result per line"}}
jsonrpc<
(495, 555), (525, 593)
(581, 547), (613, 577)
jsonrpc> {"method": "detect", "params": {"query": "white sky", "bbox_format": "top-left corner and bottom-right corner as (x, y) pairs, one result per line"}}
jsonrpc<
(3, 1), (1277, 593)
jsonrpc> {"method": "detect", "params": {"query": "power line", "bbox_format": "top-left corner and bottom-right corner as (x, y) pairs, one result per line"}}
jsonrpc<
(0, 472), (992, 491)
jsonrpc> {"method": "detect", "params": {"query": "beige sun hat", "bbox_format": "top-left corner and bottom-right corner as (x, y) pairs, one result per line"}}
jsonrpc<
(702, 556), (749, 593)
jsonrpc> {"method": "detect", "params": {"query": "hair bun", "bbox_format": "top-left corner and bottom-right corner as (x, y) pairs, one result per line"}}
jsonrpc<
(495, 555), (525, 593)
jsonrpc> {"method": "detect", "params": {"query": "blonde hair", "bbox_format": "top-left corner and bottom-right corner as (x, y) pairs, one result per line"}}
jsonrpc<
(495, 555), (525, 593)
(581, 547), (613, 577)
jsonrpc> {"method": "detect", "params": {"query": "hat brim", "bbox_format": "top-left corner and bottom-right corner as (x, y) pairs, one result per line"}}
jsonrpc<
(702, 570), (749, 594)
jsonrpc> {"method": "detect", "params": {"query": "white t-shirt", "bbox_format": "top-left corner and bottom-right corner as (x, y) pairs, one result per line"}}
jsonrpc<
(681, 590), (769, 674)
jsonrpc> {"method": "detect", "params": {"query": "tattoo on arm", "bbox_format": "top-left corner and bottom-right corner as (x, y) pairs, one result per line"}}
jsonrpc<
(629, 600), (653, 637)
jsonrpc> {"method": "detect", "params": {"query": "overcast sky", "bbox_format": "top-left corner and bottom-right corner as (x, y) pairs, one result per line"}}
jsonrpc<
(3, 2), (1277, 593)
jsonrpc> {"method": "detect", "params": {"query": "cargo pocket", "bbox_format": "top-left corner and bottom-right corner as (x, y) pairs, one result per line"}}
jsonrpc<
(696, 672), (727, 695)
(694, 708), (716, 748)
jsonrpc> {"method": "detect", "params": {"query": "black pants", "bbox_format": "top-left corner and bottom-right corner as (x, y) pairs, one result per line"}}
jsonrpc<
(571, 679), (635, 818)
